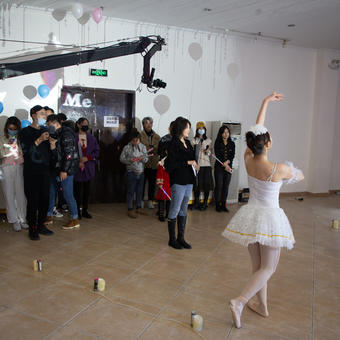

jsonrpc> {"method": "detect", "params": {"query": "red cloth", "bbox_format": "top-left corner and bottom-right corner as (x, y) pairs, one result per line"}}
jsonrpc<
(155, 164), (171, 201)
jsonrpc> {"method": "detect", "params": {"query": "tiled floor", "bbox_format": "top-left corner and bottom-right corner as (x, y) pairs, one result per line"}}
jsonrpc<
(0, 195), (339, 340)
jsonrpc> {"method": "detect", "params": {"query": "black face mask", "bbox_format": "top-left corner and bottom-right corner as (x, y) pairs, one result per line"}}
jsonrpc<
(81, 126), (89, 132)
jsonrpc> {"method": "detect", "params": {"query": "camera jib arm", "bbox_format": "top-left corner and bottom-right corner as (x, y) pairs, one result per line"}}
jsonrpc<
(0, 35), (166, 89)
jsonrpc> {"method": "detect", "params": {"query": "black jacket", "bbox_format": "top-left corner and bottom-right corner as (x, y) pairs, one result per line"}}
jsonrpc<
(19, 126), (51, 175)
(51, 126), (79, 176)
(214, 138), (235, 168)
(165, 137), (196, 186)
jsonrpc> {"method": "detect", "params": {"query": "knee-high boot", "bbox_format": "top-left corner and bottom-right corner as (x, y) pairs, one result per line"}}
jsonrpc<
(177, 215), (192, 249)
(168, 218), (183, 249)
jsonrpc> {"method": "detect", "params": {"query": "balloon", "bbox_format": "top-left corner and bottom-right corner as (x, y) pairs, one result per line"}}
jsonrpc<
(0, 102), (3, 114)
(92, 7), (103, 24)
(42, 70), (56, 89)
(21, 120), (31, 129)
(37, 84), (50, 98)
(153, 95), (170, 115)
(227, 63), (240, 80)
(188, 42), (203, 61)
(52, 9), (66, 22)
(23, 85), (37, 100)
(72, 3), (83, 20)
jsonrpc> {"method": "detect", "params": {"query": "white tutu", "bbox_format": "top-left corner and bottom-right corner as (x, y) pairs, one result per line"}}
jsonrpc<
(222, 161), (301, 250)
(221, 204), (295, 249)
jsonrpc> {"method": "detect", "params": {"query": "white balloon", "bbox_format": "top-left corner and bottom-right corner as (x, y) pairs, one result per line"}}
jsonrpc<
(72, 3), (83, 19)
(153, 95), (171, 115)
(188, 42), (203, 61)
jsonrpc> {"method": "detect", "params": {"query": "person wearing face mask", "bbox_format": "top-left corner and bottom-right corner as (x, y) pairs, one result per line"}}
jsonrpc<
(192, 122), (214, 211)
(45, 114), (80, 230)
(0, 117), (28, 231)
(74, 117), (100, 219)
(19, 105), (54, 240)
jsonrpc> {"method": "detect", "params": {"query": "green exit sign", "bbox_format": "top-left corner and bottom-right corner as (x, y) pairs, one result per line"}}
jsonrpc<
(90, 68), (108, 77)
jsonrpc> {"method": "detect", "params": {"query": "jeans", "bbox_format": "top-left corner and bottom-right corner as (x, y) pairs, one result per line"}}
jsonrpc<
(168, 184), (193, 219)
(24, 171), (50, 227)
(47, 175), (78, 219)
(214, 166), (232, 205)
(126, 171), (144, 210)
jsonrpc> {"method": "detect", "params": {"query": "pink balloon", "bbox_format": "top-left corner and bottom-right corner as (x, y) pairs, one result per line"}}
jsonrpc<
(92, 7), (103, 24)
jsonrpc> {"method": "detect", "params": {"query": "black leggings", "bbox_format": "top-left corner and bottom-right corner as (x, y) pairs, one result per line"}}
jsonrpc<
(214, 166), (232, 206)
(74, 180), (91, 212)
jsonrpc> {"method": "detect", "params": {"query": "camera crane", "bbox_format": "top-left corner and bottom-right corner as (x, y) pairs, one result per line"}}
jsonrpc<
(0, 35), (166, 91)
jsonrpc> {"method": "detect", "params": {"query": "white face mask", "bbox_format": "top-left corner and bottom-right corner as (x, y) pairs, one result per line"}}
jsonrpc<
(198, 129), (205, 135)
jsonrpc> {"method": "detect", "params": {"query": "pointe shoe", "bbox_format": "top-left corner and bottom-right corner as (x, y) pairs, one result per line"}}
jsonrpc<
(229, 299), (243, 329)
(247, 300), (269, 317)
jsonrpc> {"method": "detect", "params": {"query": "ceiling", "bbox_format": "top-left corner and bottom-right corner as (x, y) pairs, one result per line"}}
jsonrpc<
(7, 0), (340, 49)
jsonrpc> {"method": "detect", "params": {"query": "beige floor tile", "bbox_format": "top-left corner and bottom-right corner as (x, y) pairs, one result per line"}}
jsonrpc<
(46, 324), (101, 340)
(106, 271), (184, 308)
(13, 281), (98, 324)
(139, 316), (230, 340)
(62, 261), (134, 290)
(0, 308), (57, 340)
(228, 327), (291, 340)
(67, 298), (155, 339)
(0, 270), (53, 306)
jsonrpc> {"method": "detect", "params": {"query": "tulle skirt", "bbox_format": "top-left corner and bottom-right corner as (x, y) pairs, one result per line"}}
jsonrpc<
(221, 204), (295, 250)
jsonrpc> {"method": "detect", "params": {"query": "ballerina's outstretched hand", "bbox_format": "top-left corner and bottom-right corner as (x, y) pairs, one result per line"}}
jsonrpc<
(256, 92), (284, 125)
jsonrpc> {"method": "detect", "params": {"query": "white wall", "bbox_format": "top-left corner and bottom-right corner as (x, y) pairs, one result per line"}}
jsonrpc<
(330, 56), (340, 190)
(0, 6), (339, 193)
(309, 49), (340, 193)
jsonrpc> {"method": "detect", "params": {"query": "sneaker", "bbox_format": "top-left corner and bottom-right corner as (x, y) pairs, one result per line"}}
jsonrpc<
(20, 222), (29, 229)
(62, 219), (80, 230)
(29, 226), (40, 241)
(147, 200), (154, 209)
(53, 207), (63, 218)
(136, 208), (148, 216)
(127, 210), (137, 218)
(13, 221), (21, 232)
(45, 216), (53, 225)
(61, 204), (69, 212)
(38, 225), (54, 236)
(82, 211), (92, 219)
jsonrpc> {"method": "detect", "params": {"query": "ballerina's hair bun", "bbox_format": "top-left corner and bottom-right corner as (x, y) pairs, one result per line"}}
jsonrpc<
(246, 131), (271, 155)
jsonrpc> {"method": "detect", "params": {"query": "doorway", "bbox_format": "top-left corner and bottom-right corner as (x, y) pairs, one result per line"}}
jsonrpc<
(59, 85), (135, 203)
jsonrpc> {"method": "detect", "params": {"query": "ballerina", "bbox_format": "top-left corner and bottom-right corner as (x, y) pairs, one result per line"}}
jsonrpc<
(221, 92), (305, 328)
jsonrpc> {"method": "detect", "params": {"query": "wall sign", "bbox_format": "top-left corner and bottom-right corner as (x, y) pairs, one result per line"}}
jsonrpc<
(104, 116), (119, 128)
(90, 68), (108, 77)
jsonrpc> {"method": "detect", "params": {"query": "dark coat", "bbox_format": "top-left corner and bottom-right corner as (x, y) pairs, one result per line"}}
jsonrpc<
(51, 126), (79, 176)
(165, 137), (196, 186)
(214, 138), (235, 168)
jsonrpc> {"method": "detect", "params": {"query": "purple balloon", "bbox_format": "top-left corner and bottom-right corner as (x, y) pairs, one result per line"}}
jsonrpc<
(42, 70), (56, 89)
(92, 7), (103, 24)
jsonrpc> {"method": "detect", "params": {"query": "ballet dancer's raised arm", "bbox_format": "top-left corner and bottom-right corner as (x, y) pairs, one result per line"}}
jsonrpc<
(256, 92), (284, 125)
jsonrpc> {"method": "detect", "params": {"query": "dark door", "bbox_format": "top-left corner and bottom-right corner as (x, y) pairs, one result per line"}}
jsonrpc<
(59, 85), (135, 203)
